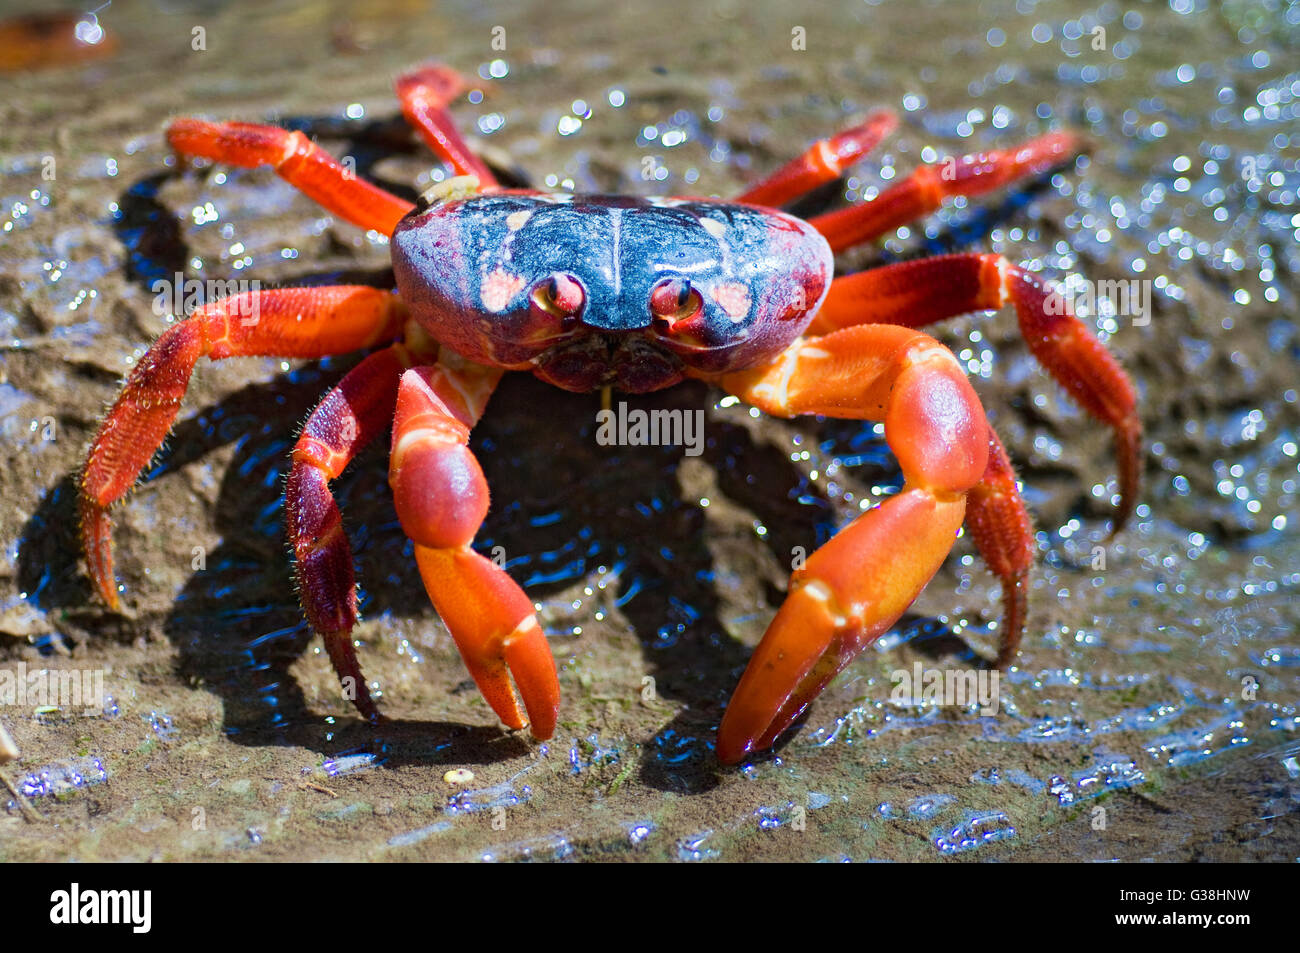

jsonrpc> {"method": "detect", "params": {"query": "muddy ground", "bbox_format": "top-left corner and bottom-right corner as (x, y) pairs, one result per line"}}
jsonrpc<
(1, 0), (1298, 862)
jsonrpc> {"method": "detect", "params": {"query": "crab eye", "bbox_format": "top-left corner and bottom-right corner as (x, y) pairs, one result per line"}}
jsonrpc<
(650, 277), (703, 324)
(530, 273), (584, 318)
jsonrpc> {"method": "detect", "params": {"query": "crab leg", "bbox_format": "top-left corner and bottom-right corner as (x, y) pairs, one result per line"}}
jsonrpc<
(395, 64), (499, 188)
(167, 119), (415, 234)
(714, 325), (991, 763)
(389, 359), (560, 739)
(968, 425), (1035, 668)
(735, 111), (898, 208)
(80, 287), (406, 609)
(809, 132), (1078, 253)
(813, 252), (1141, 530)
(285, 345), (409, 721)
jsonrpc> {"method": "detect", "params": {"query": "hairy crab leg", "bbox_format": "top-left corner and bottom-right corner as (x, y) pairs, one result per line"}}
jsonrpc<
(968, 425), (1035, 668)
(735, 111), (898, 208)
(285, 345), (410, 721)
(389, 359), (560, 739)
(166, 119), (415, 234)
(813, 252), (1141, 531)
(394, 63), (499, 188)
(80, 287), (406, 609)
(712, 325), (990, 764)
(809, 131), (1079, 253)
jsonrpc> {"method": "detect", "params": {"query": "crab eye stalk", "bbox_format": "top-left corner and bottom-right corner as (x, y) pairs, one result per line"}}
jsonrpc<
(531, 272), (585, 320)
(649, 276), (703, 327)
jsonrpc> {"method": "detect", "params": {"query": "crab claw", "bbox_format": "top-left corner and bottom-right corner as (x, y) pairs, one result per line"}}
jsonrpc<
(391, 363), (558, 738)
(717, 489), (967, 764)
(413, 546), (559, 738)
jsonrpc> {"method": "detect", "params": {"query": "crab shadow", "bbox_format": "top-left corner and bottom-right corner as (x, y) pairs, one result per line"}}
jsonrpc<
(138, 358), (577, 769)
(13, 346), (986, 781)
(148, 370), (787, 771)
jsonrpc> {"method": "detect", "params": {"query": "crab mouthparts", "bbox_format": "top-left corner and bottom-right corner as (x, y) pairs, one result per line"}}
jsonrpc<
(533, 332), (684, 394)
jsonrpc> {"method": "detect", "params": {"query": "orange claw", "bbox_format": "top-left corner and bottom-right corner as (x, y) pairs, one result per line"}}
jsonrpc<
(391, 362), (559, 738)
(715, 326), (990, 763)
(413, 547), (559, 738)
(717, 489), (967, 763)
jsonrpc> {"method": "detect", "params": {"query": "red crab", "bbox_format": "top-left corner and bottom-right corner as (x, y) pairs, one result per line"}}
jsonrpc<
(79, 64), (1140, 764)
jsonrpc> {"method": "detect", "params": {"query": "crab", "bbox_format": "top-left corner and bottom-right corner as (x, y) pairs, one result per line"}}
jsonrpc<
(78, 64), (1140, 764)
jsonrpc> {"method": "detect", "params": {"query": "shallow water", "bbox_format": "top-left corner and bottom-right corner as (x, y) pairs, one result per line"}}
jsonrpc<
(1, 0), (1297, 860)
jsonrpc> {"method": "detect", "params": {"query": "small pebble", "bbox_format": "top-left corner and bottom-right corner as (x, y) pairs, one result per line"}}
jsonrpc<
(444, 768), (474, 785)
